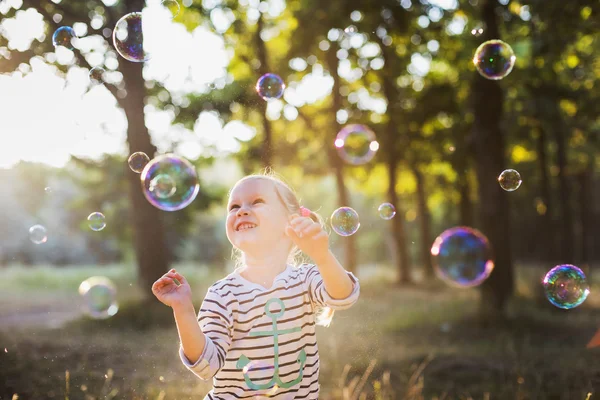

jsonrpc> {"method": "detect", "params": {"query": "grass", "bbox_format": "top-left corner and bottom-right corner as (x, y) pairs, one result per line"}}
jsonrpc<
(1, 262), (599, 399)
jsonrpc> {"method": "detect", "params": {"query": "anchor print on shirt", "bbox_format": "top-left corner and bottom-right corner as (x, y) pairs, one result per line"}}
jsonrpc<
(236, 298), (307, 390)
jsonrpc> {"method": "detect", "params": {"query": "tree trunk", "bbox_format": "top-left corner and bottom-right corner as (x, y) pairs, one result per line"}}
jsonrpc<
(379, 44), (413, 285)
(472, 0), (514, 322)
(387, 159), (412, 284)
(576, 163), (592, 268)
(412, 164), (434, 278)
(552, 116), (574, 262)
(118, 12), (170, 297)
(255, 15), (273, 169)
(454, 146), (474, 227)
(458, 179), (473, 227)
(325, 45), (357, 274)
(534, 124), (555, 261)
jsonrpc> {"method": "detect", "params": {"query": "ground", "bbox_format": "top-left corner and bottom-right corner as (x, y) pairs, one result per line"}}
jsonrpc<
(0, 263), (598, 399)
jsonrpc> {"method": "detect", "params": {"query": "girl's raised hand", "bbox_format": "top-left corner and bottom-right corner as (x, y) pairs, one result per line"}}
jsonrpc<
(286, 214), (330, 262)
(152, 269), (192, 308)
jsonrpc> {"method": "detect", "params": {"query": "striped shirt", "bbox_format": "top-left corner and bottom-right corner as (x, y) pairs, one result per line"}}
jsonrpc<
(179, 263), (360, 399)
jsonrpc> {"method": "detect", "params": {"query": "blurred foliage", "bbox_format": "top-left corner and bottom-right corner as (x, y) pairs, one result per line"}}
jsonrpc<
(0, 0), (598, 271)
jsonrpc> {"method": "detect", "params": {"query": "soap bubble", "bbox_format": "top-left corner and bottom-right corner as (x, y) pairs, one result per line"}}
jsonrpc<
(87, 212), (106, 232)
(334, 124), (379, 165)
(431, 226), (494, 288)
(78, 276), (119, 319)
(330, 207), (360, 237)
(543, 264), (590, 309)
(141, 154), (200, 211)
(473, 40), (516, 80)
(128, 152), (150, 173)
(256, 73), (285, 100)
(498, 169), (522, 191)
(52, 26), (76, 49)
(149, 174), (176, 199)
(29, 225), (48, 244)
(89, 67), (106, 85)
(44, 187), (52, 193)
(113, 12), (151, 62)
(378, 203), (396, 220)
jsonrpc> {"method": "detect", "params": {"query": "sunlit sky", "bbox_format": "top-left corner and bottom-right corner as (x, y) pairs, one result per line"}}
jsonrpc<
(0, 0), (469, 169)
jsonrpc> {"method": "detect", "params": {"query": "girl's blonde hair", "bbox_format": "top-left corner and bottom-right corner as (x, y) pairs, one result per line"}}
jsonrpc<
(229, 168), (335, 327)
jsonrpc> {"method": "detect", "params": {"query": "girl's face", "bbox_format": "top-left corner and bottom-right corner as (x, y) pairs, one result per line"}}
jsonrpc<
(225, 178), (292, 254)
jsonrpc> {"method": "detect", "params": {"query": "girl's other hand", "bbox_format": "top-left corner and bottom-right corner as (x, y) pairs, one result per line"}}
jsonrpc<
(286, 214), (330, 262)
(152, 269), (192, 309)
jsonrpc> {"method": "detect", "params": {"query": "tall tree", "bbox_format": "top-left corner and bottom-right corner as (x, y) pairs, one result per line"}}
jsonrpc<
(471, 0), (514, 319)
(5, 0), (185, 296)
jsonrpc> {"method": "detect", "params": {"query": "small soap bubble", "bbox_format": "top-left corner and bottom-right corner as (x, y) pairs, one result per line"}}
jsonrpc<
(44, 187), (52, 193)
(149, 174), (176, 199)
(473, 40), (516, 80)
(29, 225), (48, 244)
(256, 73), (285, 100)
(344, 25), (357, 34)
(498, 169), (522, 191)
(87, 212), (106, 232)
(470, 27), (484, 37)
(431, 226), (494, 288)
(331, 207), (360, 237)
(128, 152), (150, 173)
(113, 12), (151, 62)
(89, 67), (106, 85)
(78, 276), (119, 319)
(334, 124), (379, 165)
(378, 203), (396, 220)
(141, 154), (199, 211)
(543, 264), (590, 309)
(52, 26), (76, 49)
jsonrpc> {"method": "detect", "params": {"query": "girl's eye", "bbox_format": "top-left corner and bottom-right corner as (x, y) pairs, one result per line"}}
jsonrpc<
(229, 205), (239, 211)
(253, 199), (264, 204)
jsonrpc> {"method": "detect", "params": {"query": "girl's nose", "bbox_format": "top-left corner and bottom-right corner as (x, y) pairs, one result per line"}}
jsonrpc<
(236, 207), (250, 217)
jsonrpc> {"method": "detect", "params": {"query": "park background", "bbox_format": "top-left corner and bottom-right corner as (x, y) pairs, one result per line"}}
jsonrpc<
(0, 0), (598, 398)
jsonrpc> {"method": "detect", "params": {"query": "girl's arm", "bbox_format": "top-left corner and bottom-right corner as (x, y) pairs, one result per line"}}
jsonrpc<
(153, 270), (232, 380)
(173, 300), (207, 364)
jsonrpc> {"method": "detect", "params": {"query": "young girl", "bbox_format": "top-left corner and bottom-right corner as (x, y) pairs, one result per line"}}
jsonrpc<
(152, 172), (360, 399)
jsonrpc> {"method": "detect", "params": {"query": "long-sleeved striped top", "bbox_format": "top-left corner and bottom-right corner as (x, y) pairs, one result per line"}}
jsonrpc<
(179, 263), (360, 399)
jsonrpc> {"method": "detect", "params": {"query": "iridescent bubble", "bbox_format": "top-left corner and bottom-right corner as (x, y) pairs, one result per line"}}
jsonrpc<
(334, 124), (379, 165)
(470, 27), (484, 37)
(87, 212), (106, 232)
(29, 225), (48, 244)
(149, 174), (176, 199)
(378, 203), (396, 220)
(113, 12), (151, 62)
(256, 73), (285, 100)
(473, 40), (516, 80)
(128, 152), (150, 173)
(431, 226), (494, 288)
(44, 187), (52, 193)
(237, 359), (276, 391)
(52, 26), (76, 49)
(140, 154), (200, 211)
(78, 276), (119, 319)
(498, 169), (522, 191)
(89, 67), (106, 85)
(543, 264), (590, 310)
(330, 207), (360, 237)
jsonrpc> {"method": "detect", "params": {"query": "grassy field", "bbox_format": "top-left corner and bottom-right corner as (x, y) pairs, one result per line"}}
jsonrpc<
(0, 263), (599, 399)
